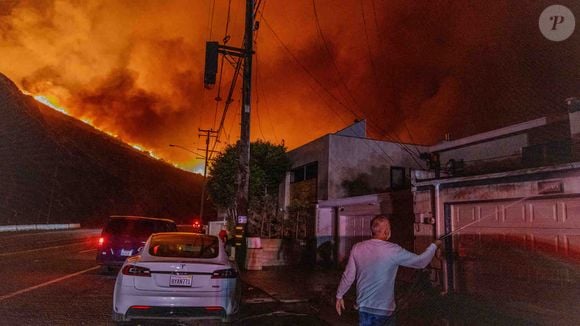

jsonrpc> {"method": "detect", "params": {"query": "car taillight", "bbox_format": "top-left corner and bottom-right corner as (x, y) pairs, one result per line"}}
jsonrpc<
(211, 268), (238, 279)
(205, 306), (223, 312)
(121, 264), (151, 277)
(98, 237), (105, 246)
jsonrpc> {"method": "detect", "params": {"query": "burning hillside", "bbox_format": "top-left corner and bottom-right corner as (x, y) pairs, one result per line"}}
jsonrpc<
(0, 72), (207, 226)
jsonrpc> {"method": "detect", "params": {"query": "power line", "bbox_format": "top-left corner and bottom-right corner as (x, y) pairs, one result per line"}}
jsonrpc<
(260, 17), (355, 126)
(357, 0), (423, 161)
(207, 0), (217, 40)
(260, 16), (396, 163)
(254, 54), (266, 140)
(312, 0), (420, 165)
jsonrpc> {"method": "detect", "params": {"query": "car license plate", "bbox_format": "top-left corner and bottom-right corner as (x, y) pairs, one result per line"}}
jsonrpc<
(120, 249), (133, 256)
(170, 275), (193, 287)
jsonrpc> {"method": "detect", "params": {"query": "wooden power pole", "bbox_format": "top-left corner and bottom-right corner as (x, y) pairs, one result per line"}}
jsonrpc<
(237, 0), (254, 229)
(197, 128), (218, 221)
(203, 0), (255, 266)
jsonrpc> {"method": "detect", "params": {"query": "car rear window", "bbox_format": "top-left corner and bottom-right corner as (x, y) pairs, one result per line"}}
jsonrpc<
(149, 234), (219, 259)
(104, 219), (176, 237)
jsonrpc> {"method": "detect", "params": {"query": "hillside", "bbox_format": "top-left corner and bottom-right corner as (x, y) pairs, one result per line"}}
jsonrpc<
(0, 73), (209, 227)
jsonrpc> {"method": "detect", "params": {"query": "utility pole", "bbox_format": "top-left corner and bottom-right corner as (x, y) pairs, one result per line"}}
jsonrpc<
(203, 0), (255, 266)
(198, 128), (218, 221)
(237, 0), (254, 231)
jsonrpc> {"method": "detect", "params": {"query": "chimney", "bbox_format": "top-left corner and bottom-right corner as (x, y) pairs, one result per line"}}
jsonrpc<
(566, 98), (580, 160)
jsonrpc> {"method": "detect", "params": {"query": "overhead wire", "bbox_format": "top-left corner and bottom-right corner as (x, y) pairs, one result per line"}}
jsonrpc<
(311, 0), (358, 111)
(261, 15), (397, 164)
(313, 0), (411, 165)
(260, 17), (359, 127)
(312, 0), (421, 166)
(253, 49), (266, 141)
(207, 0), (265, 163)
(211, 0), (234, 130)
(358, 1), (423, 162)
(207, 0), (217, 39)
(252, 0), (267, 141)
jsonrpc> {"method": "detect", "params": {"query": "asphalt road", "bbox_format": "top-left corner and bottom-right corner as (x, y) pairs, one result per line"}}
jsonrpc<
(0, 230), (327, 326)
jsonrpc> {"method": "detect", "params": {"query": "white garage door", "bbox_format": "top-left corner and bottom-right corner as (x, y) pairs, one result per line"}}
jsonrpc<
(337, 214), (374, 265)
(452, 196), (580, 260)
(448, 196), (580, 319)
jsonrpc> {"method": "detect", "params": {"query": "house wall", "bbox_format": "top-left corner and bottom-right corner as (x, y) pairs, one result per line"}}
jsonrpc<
(436, 133), (528, 168)
(327, 134), (426, 199)
(287, 135), (330, 200)
(414, 164), (580, 295)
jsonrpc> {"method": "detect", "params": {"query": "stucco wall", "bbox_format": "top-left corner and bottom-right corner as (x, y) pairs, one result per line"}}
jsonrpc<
(327, 135), (426, 199)
(437, 133), (528, 167)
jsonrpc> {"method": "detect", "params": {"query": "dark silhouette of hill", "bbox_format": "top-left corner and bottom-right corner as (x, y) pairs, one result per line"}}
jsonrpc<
(0, 73), (209, 227)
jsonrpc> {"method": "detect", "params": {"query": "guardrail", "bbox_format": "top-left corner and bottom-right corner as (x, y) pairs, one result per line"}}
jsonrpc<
(0, 224), (81, 232)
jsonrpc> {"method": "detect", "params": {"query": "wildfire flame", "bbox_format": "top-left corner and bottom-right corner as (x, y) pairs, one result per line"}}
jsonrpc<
(25, 91), (194, 169)
(33, 95), (68, 115)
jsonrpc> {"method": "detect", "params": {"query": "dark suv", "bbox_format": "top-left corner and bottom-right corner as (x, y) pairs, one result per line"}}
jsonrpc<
(97, 216), (177, 271)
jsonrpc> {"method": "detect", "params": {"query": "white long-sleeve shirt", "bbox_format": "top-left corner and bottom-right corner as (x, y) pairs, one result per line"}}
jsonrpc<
(336, 239), (437, 316)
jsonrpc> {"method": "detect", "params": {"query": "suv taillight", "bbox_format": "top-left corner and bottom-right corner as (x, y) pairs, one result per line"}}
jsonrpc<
(98, 237), (105, 246)
(122, 265), (151, 277)
(211, 268), (238, 279)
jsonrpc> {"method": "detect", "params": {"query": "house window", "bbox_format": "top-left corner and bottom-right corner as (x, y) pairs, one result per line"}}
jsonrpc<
(305, 162), (318, 180)
(291, 162), (318, 183)
(390, 166), (407, 190)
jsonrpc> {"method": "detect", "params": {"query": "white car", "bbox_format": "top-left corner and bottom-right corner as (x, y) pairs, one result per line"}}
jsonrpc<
(112, 232), (241, 323)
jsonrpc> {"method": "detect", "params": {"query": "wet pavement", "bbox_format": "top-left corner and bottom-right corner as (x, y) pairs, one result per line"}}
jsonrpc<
(239, 262), (580, 326)
(239, 267), (355, 325)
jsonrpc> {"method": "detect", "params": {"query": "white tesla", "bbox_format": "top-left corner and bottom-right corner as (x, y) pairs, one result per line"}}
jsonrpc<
(112, 232), (240, 323)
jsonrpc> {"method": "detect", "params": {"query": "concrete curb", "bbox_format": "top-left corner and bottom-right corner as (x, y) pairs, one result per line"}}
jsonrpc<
(0, 224), (81, 232)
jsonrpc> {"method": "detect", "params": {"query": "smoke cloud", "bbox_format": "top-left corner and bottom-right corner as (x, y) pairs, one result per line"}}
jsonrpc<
(1, 0), (580, 169)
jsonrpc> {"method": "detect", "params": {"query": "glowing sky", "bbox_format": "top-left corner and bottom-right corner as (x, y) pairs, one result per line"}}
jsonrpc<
(1, 0), (579, 171)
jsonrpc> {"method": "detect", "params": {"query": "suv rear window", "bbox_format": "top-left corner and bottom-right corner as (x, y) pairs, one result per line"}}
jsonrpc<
(149, 234), (219, 259)
(104, 219), (176, 237)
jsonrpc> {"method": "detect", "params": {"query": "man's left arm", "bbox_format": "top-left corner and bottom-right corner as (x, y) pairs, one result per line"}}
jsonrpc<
(396, 241), (439, 269)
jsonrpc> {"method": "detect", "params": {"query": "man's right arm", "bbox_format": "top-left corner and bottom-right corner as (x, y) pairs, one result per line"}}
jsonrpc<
(336, 249), (356, 299)
(336, 247), (357, 315)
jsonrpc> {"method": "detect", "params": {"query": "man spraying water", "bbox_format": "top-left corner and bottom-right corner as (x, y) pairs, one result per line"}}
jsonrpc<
(336, 215), (441, 325)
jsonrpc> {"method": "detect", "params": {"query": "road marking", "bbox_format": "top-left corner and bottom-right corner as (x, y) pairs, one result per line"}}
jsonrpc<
(0, 243), (88, 257)
(0, 266), (100, 302)
(79, 248), (97, 253)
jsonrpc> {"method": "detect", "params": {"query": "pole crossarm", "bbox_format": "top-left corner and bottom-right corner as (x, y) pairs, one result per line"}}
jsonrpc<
(217, 44), (253, 57)
(198, 128), (219, 220)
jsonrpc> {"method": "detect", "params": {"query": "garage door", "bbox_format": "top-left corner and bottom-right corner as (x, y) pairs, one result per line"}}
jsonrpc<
(448, 196), (580, 319)
(337, 214), (374, 265)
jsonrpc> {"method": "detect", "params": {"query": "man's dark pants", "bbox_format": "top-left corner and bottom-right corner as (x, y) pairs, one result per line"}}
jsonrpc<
(359, 311), (396, 326)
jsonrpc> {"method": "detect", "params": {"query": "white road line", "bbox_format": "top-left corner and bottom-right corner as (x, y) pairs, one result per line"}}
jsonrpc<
(0, 243), (87, 257)
(78, 248), (97, 253)
(0, 266), (100, 302)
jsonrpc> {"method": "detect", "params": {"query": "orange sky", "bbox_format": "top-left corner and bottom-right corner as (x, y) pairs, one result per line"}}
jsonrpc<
(1, 0), (580, 172)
